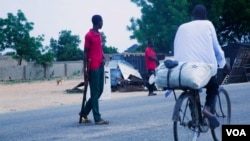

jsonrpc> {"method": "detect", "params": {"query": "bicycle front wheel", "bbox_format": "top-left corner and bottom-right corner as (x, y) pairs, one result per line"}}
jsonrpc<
(211, 86), (231, 141)
(173, 92), (196, 141)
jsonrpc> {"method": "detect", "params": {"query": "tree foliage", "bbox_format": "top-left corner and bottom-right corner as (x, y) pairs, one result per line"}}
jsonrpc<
(0, 10), (54, 66)
(177, 0), (250, 45)
(128, 0), (189, 53)
(129, 0), (250, 53)
(0, 9), (118, 71)
(35, 45), (54, 67)
(217, 0), (250, 44)
(0, 10), (48, 65)
(50, 30), (83, 61)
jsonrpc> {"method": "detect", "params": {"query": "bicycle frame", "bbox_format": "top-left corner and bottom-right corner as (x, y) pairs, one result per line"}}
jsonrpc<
(173, 90), (207, 126)
(172, 89), (210, 141)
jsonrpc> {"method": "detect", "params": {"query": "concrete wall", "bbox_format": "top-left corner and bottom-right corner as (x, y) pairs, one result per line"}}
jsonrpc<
(0, 57), (83, 81)
(0, 53), (164, 81)
(0, 65), (24, 80)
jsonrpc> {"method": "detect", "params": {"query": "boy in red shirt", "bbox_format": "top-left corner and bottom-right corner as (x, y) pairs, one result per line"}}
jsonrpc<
(81, 14), (108, 125)
(145, 39), (158, 96)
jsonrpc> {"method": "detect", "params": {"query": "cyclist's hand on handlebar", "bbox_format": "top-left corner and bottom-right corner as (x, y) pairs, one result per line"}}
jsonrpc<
(223, 63), (231, 75)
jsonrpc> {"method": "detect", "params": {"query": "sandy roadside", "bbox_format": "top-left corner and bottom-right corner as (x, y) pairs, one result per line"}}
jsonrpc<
(0, 78), (149, 114)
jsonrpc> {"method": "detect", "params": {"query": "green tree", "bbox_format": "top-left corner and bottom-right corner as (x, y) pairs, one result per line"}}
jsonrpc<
(36, 46), (54, 77)
(217, 0), (250, 44)
(0, 10), (45, 65)
(186, 0), (225, 25)
(129, 0), (250, 53)
(50, 30), (83, 61)
(180, 0), (250, 45)
(128, 0), (189, 53)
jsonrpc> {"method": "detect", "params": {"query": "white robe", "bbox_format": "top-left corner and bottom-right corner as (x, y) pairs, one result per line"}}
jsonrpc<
(174, 20), (226, 76)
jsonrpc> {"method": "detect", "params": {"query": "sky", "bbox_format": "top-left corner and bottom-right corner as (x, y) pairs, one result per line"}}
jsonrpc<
(0, 0), (142, 53)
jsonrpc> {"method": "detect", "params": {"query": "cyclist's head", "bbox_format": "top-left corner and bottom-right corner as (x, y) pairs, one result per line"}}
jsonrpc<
(192, 4), (207, 20)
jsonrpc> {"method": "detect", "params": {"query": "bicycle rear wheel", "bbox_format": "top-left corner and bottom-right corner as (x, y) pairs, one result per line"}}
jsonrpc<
(211, 86), (231, 141)
(173, 92), (196, 141)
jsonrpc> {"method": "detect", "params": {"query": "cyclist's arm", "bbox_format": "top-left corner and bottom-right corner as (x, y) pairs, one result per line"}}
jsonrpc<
(209, 22), (226, 68)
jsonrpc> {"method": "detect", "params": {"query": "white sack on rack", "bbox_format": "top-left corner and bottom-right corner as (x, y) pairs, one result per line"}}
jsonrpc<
(155, 61), (213, 89)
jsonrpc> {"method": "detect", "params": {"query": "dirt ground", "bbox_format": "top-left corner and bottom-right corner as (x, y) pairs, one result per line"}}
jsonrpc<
(0, 78), (148, 114)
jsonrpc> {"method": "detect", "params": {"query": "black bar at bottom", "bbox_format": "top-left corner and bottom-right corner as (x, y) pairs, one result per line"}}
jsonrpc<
(222, 125), (250, 141)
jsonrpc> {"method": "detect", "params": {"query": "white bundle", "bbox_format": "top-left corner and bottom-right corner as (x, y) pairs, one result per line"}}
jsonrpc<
(155, 61), (213, 89)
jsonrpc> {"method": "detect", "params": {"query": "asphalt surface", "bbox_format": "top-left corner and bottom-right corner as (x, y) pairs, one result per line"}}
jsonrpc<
(0, 82), (249, 141)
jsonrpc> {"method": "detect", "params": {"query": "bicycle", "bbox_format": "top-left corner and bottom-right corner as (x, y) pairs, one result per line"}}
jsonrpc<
(168, 84), (231, 141)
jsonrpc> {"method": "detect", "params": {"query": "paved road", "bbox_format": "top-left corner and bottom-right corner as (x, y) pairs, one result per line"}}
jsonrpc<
(0, 82), (249, 141)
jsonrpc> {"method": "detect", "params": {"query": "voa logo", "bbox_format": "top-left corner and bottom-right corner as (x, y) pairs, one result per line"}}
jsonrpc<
(226, 129), (246, 136)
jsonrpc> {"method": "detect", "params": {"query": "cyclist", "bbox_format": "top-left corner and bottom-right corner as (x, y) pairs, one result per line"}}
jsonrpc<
(173, 4), (230, 129)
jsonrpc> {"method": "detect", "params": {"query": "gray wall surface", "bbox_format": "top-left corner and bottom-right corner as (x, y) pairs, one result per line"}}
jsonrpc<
(0, 53), (164, 81)
(0, 57), (83, 81)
